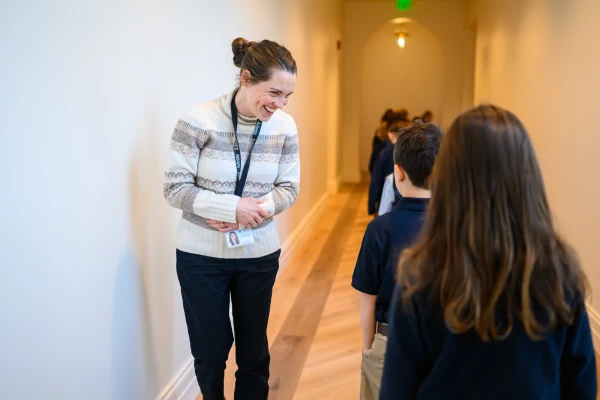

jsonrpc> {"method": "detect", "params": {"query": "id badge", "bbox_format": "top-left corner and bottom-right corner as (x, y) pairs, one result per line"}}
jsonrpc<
(226, 229), (255, 249)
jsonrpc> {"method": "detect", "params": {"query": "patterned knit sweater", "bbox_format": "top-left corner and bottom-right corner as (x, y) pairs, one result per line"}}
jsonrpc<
(164, 89), (300, 259)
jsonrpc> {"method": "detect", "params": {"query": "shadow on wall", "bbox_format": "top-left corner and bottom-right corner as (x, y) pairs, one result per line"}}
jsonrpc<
(112, 114), (181, 399)
(112, 250), (159, 399)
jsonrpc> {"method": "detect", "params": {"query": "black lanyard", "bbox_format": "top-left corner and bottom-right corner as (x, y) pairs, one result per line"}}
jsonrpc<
(231, 93), (262, 197)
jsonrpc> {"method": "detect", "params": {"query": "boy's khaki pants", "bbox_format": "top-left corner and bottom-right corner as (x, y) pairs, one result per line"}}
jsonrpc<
(360, 333), (387, 400)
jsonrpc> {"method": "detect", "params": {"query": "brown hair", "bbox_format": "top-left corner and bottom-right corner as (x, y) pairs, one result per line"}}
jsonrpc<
(393, 122), (443, 189)
(398, 105), (588, 341)
(387, 119), (410, 135)
(394, 108), (410, 122)
(377, 113), (409, 141)
(421, 110), (433, 123)
(381, 109), (394, 123)
(232, 38), (297, 85)
(376, 110), (393, 141)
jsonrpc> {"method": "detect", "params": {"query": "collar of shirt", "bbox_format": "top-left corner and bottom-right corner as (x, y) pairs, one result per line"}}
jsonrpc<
(393, 197), (429, 212)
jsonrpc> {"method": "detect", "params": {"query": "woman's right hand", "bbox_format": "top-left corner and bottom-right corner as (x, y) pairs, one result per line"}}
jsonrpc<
(236, 197), (268, 228)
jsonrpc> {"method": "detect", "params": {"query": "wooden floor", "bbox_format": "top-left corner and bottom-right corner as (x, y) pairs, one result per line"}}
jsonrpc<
(195, 183), (600, 399)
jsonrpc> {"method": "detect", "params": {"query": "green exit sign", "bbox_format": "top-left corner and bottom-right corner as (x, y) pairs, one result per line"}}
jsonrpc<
(397, 0), (412, 10)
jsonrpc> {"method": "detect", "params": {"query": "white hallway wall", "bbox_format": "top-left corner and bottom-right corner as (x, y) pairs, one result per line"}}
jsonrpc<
(0, 0), (342, 399)
(341, 0), (471, 180)
(470, 0), (600, 344)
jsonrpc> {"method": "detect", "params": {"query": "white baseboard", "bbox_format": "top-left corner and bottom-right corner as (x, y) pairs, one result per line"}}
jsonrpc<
(278, 191), (329, 273)
(327, 176), (342, 195)
(156, 358), (198, 400)
(586, 302), (600, 352)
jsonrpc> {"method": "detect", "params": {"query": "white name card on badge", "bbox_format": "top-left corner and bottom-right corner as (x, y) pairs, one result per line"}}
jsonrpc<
(226, 229), (255, 249)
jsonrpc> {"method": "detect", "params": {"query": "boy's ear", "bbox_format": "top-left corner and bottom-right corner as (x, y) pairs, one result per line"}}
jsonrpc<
(394, 164), (405, 182)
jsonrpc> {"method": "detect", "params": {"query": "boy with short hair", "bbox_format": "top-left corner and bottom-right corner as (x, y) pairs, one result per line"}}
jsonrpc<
(352, 122), (444, 400)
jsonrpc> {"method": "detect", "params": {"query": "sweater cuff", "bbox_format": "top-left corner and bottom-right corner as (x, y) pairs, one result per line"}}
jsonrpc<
(193, 194), (240, 223)
(259, 192), (275, 218)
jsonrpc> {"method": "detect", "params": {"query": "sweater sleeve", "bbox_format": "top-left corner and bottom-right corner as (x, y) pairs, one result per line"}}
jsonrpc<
(258, 130), (300, 218)
(164, 118), (240, 223)
(560, 305), (597, 399)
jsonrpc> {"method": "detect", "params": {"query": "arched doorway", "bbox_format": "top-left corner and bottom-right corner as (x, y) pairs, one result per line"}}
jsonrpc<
(359, 17), (445, 172)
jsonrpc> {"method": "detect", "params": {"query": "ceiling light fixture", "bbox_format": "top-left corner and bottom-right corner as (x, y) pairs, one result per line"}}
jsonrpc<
(395, 26), (410, 49)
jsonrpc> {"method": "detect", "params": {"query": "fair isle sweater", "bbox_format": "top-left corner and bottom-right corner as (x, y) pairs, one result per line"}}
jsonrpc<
(164, 89), (300, 259)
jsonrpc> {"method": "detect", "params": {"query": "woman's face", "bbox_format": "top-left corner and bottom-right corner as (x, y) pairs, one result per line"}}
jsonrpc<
(241, 69), (296, 122)
(230, 232), (237, 242)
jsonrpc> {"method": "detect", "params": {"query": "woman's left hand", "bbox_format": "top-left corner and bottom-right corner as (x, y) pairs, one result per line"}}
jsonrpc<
(206, 220), (240, 233)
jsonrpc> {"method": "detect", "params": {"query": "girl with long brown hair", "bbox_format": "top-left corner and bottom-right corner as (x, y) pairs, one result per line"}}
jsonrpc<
(380, 105), (596, 399)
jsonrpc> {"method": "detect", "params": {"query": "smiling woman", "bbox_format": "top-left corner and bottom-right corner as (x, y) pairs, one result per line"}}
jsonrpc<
(163, 37), (300, 400)
(235, 69), (296, 120)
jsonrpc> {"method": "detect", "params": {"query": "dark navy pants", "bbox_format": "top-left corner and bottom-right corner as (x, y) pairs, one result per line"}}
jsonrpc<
(176, 249), (280, 400)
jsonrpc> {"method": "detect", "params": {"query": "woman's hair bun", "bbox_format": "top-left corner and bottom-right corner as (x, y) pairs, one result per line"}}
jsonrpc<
(232, 37), (256, 68)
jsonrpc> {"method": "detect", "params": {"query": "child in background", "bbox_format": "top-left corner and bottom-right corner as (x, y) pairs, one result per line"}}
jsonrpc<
(369, 109), (394, 174)
(352, 122), (443, 400)
(378, 119), (429, 215)
(367, 119), (410, 215)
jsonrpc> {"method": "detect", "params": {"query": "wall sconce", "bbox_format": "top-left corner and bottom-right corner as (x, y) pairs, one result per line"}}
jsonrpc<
(395, 27), (410, 49)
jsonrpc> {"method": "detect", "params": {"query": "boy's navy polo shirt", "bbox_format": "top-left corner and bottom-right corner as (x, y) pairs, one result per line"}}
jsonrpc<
(352, 197), (429, 324)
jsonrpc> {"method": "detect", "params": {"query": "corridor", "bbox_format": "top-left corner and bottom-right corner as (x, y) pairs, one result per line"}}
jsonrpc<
(213, 183), (600, 400)
(4, 0), (600, 399)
